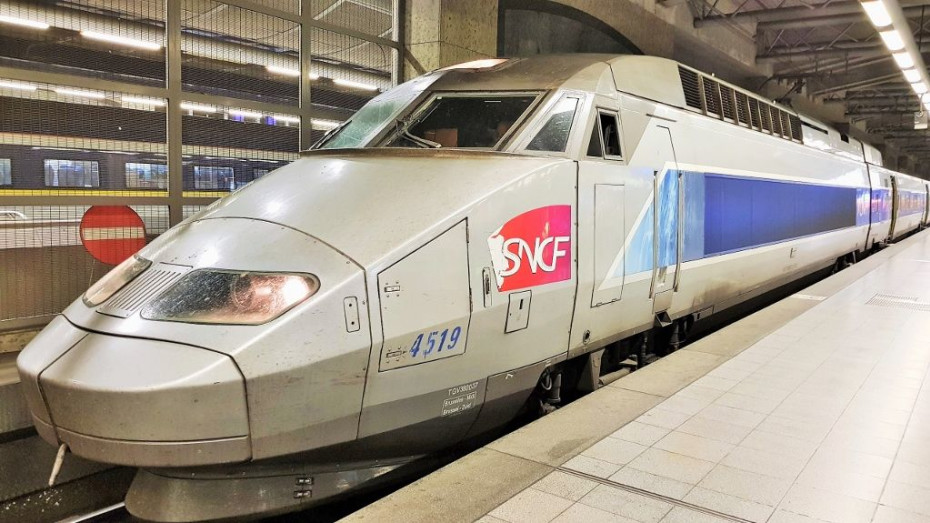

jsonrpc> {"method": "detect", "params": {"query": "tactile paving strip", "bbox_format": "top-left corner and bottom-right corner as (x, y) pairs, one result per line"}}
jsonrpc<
(865, 293), (930, 312)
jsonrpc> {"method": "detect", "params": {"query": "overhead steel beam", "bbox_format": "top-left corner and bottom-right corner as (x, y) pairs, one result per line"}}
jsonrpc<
(759, 42), (930, 62)
(695, 0), (925, 28)
(756, 5), (927, 32)
(847, 109), (926, 116)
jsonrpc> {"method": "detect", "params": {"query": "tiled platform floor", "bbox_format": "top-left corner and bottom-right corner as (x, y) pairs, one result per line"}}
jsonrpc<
(482, 238), (930, 522)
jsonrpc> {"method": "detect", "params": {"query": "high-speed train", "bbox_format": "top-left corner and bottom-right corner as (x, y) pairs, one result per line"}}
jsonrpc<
(17, 55), (930, 521)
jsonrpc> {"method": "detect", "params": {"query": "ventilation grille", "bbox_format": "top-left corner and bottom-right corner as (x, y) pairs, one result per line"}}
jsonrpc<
(720, 88), (735, 120)
(98, 264), (190, 318)
(771, 107), (783, 135)
(679, 66), (702, 110)
(676, 67), (801, 142)
(789, 115), (802, 140)
(703, 78), (720, 115)
(747, 98), (760, 129)
(759, 103), (772, 132)
(735, 92), (748, 125)
(866, 293), (930, 312)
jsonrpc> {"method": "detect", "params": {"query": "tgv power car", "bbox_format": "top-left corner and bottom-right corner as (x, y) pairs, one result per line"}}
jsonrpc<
(17, 55), (930, 521)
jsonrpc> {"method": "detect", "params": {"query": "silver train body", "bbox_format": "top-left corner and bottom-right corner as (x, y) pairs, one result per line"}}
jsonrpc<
(17, 55), (930, 521)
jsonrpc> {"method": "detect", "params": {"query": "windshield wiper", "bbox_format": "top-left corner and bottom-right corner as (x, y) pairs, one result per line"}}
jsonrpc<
(311, 120), (350, 149)
(395, 120), (441, 149)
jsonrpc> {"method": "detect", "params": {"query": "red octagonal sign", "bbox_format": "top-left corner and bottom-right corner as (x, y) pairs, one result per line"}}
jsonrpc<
(80, 206), (147, 266)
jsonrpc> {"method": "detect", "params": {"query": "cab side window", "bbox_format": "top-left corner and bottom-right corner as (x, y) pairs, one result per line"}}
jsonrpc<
(586, 110), (622, 159)
(599, 113), (622, 157)
(527, 96), (579, 152)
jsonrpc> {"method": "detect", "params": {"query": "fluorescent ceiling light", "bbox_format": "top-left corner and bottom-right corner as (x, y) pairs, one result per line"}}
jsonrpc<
(81, 31), (161, 51)
(266, 65), (300, 77)
(333, 78), (378, 91)
(879, 30), (905, 52)
(0, 79), (37, 91)
(54, 87), (105, 99)
(309, 73), (320, 80)
(274, 114), (300, 124)
(913, 82), (928, 95)
(861, 0), (892, 28)
(903, 69), (922, 83)
(893, 52), (915, 69)
(180, 102), (216, 113)
(121, 96), (165, 106)
(228, 109), (263, 119)
(311, 119), (341, 130)
(0, 15), (50, 30)
(441, 58), (508, 70)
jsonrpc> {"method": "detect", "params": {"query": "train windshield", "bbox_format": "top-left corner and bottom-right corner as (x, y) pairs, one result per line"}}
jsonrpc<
(383, 93), (539, 149)
(315, 75), (436, 150)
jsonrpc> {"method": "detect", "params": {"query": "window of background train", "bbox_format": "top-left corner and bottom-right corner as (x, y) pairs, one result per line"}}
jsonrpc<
(43, 160), (100, 188)
(125, 163), (168, 189)
(526, 96), (580, 153)
(193, 166), (235, 190)
(0, 159), (10, 186)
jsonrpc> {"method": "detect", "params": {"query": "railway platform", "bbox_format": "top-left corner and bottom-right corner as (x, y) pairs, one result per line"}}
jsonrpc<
(346, 229), (930, 523)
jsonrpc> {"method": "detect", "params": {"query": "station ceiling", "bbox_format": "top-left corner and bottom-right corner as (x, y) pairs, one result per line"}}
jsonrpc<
(679, 0), (930, 164)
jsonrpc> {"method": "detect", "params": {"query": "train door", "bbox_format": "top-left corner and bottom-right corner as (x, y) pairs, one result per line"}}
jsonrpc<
(650, 126), (681, 316)
(920, 184), (930, 226)
(890, 176), (899, 238)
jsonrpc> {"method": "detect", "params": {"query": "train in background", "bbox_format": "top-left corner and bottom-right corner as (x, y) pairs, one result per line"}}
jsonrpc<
(16, 55), (930, 522)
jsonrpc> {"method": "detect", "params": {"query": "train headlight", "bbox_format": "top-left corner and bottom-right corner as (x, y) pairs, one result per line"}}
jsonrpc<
(83, 255), (152, 307)
(141, 270), (320, 325)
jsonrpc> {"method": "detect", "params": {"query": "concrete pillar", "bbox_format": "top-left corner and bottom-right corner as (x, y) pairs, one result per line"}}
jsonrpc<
(403, 0), (499, 80)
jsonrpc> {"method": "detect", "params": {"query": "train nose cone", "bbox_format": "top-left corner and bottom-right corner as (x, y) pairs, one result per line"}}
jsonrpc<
(36, 331), (250, 467)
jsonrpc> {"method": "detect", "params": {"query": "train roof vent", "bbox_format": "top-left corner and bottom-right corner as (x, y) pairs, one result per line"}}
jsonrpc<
(97, 263), (190, 318)
(746, 98), (760, 129)
(720, 87), (735, 121)
(759, 103), (772, 132)
(734, 91), (748, 125)
(703, 78), (721, 115)
(678, 66), (702, 110)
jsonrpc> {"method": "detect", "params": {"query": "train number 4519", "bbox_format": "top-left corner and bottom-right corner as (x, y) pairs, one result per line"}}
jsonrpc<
(410, 326), (462, 359)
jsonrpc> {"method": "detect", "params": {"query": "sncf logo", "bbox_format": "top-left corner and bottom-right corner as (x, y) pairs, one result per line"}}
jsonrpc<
(487, 205), (572, 292)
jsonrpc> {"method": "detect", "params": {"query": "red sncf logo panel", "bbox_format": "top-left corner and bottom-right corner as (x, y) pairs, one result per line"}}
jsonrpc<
(488, 205), (572, 292)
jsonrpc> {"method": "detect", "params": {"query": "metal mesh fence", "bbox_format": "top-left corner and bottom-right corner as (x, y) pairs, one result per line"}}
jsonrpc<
(181, 101), (299, 194)
(0, 1), (167, 86)
(0, 79), (168, 197)
(0, 205), (168, 325)
(0, 0), (400, 329)
(181, 0), (300, 105)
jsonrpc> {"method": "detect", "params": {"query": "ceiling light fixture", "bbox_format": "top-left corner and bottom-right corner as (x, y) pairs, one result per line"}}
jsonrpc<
(311, 119), (341, 130)
(893, 51), (915, 69)
(0, 15), (50, 30)
(274, 114), (301, 124)
(266, 65), (300, 77)
(180, 102), (217, 113)
(861, 0), (893, 27)
(0, 79), (37, 91)
(903, 69), (922, 83)
(81, 31), (162, 51)
(228, 109), (263, 119)
(121, 96), (166, 106)
(333, 78), (378, 91)
(879, 29), (905, 52)
(54, 87), (106, 99)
